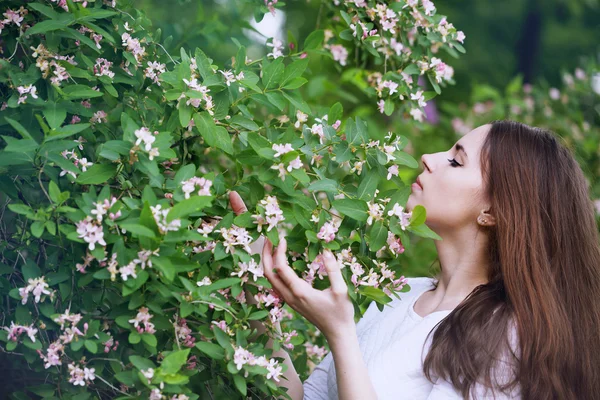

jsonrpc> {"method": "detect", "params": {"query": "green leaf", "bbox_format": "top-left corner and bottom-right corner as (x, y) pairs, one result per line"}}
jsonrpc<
(194, 48), (214, 81)
(281, 57), (309, 86)
(161, 349), (190, 375)
(328, 102), (343, 124)
(331, 199), (368, 222)
(141, 334), (157, 347)
(394, 151), (419, 168)
(282, 77), (308, 89)
(62, 85), (104, 99)
(304, 30), (324, 50)
(281, 91), (311, 114)
(262, 57), (284, 89)
(25, 19), (72, 36)
(43, 103), (67, 130)
(308, 179), (339, 193)
(167, 196), (213, 222)
(248, 310), (269, 320)
(384, 99), (394, 116)
(409, 205), (426, 226)
(233, 374), (247, 396)
(84, 340), (98, 354)
(46, 124), (90, 141)
(31, 221), (45, 238)
(76, 164), (117, 185)
(48, 181), (61, 203)
(357, 169), (380, 201)
(367, 221), (388, 252)
(7, 204), (33, 217)
(5, 118), (35, 142)
(408, 223), (442, 240)
(194, 112), (234, 155)
(359, 286), (393, 304)
(129, 355), (156, 371)
(119, 223), (157, 238)
(129, 331), (141, 344)
(230, 115), (259, 131)
(195, 341), (225, 360)
(264, 92), (286, 111)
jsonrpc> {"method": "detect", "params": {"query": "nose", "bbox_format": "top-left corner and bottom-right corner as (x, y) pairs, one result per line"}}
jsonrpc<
(421, 154), (431, 172)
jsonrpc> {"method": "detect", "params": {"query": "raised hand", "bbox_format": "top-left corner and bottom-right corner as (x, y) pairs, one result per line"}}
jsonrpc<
(262, 235), (355, 340)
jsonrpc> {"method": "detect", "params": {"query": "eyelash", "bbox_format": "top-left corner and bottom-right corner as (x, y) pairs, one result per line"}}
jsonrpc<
(447, 158), (463, 167)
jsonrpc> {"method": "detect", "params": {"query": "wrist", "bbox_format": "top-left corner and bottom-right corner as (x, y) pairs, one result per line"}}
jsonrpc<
(324, 323), (357, 344)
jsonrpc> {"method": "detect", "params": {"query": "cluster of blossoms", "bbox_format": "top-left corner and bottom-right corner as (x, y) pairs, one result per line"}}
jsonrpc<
(181, 77), (215, 116)
(317, 220), (341, 243)
(68, 363), (96, 386)
(266, 38), (285, 59)
(90, 110), (108, 124)
(219, 225), (253, 254)
(173, 317), (196, 347)
(18, 277), (53, 305)
(233, 346), (283, 381)
(121, 32), (146, 65)
(211, 319), (235, 336)
(218, 69), (245, 89)
(35, 310), (86, 369)
(150, 204), (182, 234)
(281, 330), (299, 350)
(77, 26), (103, 50)
(270, 143), (303, 179)
(304, 342), (328, 361)
(109, 248), (160, 282)
(59, 148), (93, 178)
(144, 61), (166, 85)
(3, 321), (38, 343)
(1, 7), (27, 34)
(16, 84), (38, 105)
(91, 196), (119, 222)
(134, 127), (160, 160)
(254, 287), (293, 324)
(76, 216), (107, 251)
(93, 58), (114, 78)
(103, 335), (119, 353)
(252, 195), (285, 233)
(49, 0), (99, 12)
(181, 176), (213, 199)
(231, 259), (264, 282)
(129, 307), (156, 334)
(30, 43), (75, 86)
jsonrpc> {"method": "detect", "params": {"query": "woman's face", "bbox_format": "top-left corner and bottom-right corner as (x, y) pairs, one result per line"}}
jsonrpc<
(406, 124), (491, 231)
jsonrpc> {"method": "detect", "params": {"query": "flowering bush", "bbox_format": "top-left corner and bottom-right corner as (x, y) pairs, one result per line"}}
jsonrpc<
(0, 0), (465, 398)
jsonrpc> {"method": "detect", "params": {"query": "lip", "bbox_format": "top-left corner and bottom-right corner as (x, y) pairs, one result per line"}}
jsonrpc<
(415, 176), (423, 189)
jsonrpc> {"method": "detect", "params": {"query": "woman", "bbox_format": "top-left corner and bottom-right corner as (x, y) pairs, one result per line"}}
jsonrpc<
(229, 120), (600, 399)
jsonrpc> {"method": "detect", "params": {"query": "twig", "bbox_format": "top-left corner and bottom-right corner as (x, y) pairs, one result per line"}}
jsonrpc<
(94, 374), (132, 397)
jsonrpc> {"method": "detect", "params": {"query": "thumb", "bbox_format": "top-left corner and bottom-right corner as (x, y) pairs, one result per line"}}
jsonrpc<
(229, 191), (248, 216)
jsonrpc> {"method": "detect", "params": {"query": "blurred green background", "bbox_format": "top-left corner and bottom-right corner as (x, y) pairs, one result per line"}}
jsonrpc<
(131, 0), (600, 277)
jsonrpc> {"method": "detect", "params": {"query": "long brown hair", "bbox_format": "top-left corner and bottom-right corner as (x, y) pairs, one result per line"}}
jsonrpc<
(422, 120), (600, 399)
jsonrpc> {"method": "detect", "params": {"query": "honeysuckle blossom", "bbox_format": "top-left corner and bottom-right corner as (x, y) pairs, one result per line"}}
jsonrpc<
(93, 58), (115, 78)
(266, 38), (284, 59)
(76, 216), (107, 251)
(4, 321), (38, 343)
(173, 317), (196, 347)
(281, 330), (299, 350)
(383, 145), (397, 163)
(231, 259), (264, 282)
(91, 196), (117, 222)
(16, 85), (38, 104)
(430, 57), (454, 83)
(456, 31), (466, 43)
(18, 277), (53, 305)
(410, 90), (427, 108)
(294, 110), (308, 129)
(220, 225), (253, 254)
(150, 204), (182, 234)
(233, 346), (283, 381)
(103, 335), (119, 353)
(377, 99), (385, 114)
(272, 143), (294, 157)
(387, 165), (399, 180)
(196, 276), (212, 286)
(410, 108), (424, 122)
(141, 368), (154, 384)
(197, 218), (219, 236)
(90, 110), (108, 124)
(218, 69), (244, 86)
(181, 176), (213, 199)
(387, 203), (412, 230)
(68, 363), (95, 386)
(252, 195), (285, 232)
(121, 33), (145, 64)
(317, 221), (338, 243)
(329, 44), (348, 66)
(304, 342), (328, 360)
(367, 202), (384, 225)
(128, 307), (156, 334)
(144, 61), (166, 85)
(549, 88), (560, 100)
(54, 309), (83, 330)
(38, 340), (64, 368)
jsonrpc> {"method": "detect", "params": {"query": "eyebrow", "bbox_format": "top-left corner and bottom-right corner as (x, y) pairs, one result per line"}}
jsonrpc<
(455, 143), (468, 160)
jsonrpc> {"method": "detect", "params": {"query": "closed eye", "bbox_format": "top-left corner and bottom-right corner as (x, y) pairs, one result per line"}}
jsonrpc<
(447, 158), (463, 167)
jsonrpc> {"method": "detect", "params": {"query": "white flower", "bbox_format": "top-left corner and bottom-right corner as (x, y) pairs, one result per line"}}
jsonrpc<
(272, 143), (294, 158)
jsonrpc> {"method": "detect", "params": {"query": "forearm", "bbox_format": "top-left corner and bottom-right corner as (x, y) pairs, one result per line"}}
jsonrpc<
(328, 326), (378, 400)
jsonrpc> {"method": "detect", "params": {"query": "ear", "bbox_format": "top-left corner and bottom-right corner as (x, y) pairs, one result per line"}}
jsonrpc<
(478, 209), (496, 227)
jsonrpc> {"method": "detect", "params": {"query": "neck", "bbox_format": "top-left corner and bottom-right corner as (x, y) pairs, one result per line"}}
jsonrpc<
(430, 225), (490, 303)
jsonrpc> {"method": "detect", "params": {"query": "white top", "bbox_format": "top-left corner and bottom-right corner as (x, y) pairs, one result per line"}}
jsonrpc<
(303, 277), (521, 400)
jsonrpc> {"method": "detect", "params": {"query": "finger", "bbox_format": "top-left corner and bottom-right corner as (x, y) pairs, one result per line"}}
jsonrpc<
(262, 239), (293, 300)
(229, 191), (248, 216)
(273, 236), (311, 295)
(322, 250), (347, 294)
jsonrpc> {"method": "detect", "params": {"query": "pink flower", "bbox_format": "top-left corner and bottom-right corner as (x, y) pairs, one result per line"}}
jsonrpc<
(329, 45), (348, 66)
(317, 221), (338, 243)
(387, 165), (399, 180)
